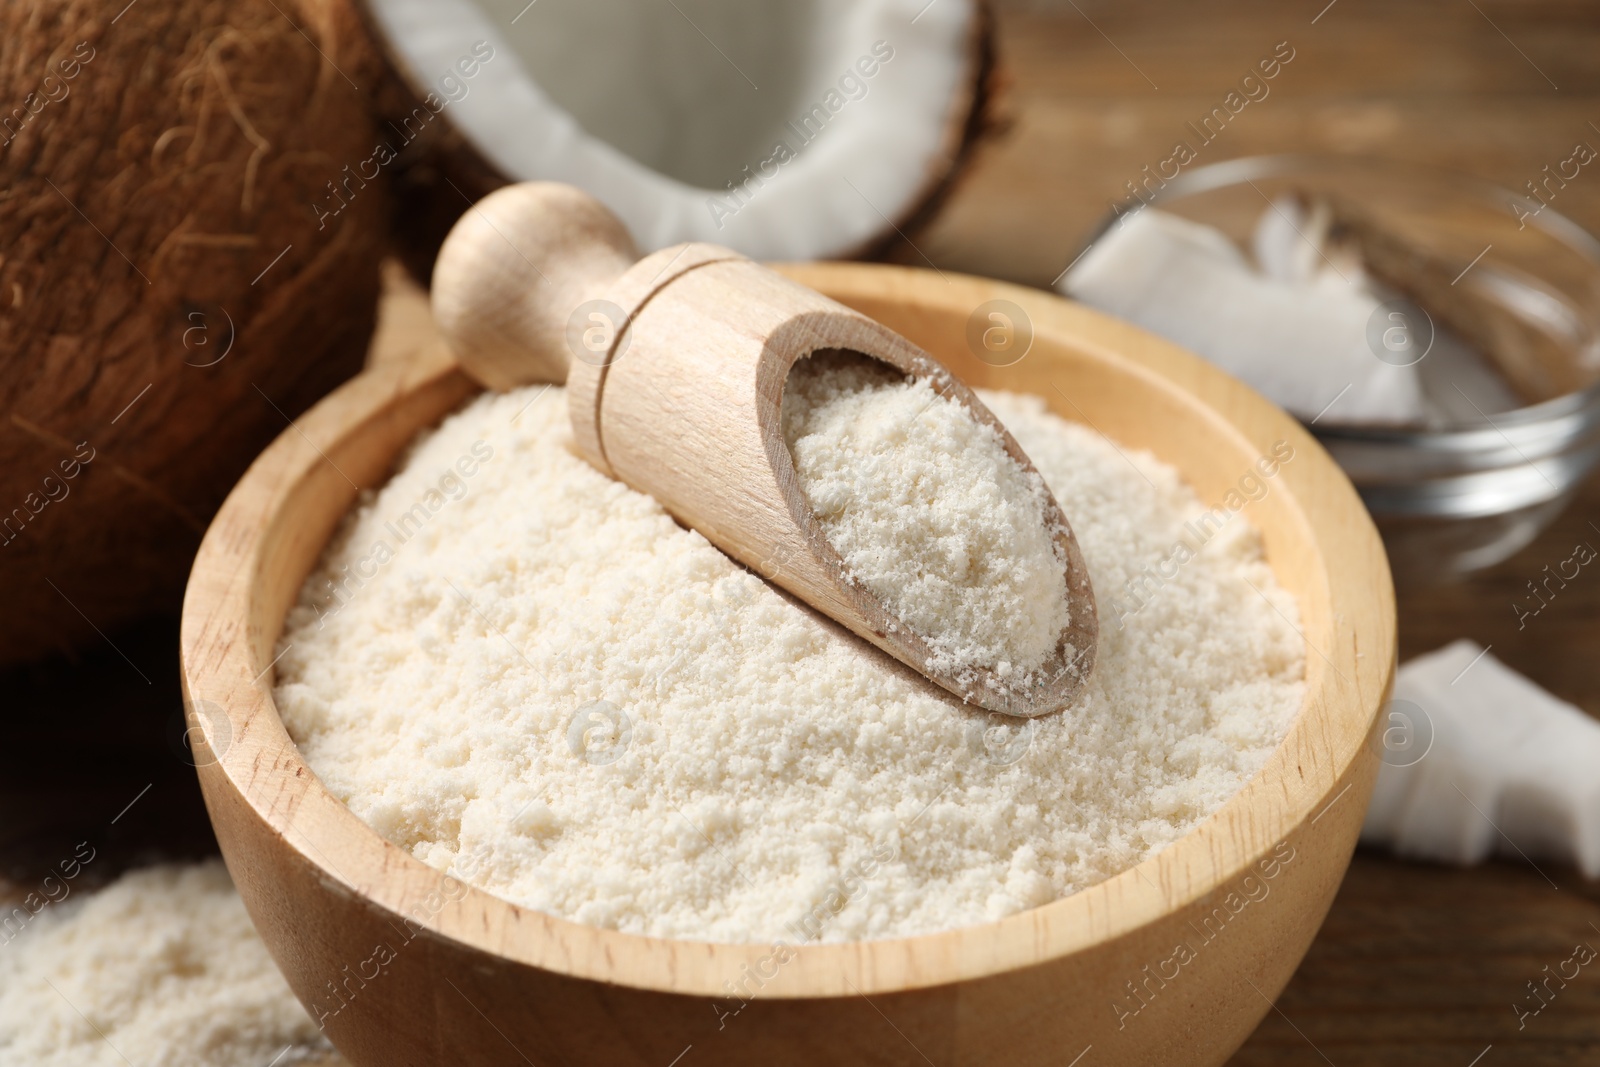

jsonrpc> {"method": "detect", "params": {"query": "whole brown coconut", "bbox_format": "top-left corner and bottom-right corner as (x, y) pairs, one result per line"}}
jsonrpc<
(0, 0), (389, 666)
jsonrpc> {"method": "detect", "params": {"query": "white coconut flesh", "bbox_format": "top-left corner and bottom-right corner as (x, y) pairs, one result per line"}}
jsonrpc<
(364, 0), (977, 259)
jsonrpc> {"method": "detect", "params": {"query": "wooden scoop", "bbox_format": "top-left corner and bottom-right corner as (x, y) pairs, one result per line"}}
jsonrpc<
(431, 182), (1097, 716)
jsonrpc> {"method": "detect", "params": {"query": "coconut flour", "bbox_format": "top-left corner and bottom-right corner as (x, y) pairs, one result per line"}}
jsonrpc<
(275, 382), (1304, 943)
(0, 862), (327, 1067)
(782, 353), (1070, 681)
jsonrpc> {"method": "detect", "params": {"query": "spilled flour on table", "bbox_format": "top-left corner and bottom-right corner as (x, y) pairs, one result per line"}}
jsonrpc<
(0, 862), (327, 1067)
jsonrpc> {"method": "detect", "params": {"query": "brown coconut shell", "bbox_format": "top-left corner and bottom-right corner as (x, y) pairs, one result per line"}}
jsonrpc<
(345, 0), (1001, 285)
(0, 0), (390, 667)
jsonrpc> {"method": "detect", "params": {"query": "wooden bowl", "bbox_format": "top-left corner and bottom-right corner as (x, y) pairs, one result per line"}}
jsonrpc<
(180, 264), (1395, 1067)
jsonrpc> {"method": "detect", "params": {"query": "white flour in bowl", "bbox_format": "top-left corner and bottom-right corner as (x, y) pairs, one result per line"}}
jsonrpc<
(0, 861), (327, 1067)
(274, 382), (1304, 943)
(782, 353), (1070, 682)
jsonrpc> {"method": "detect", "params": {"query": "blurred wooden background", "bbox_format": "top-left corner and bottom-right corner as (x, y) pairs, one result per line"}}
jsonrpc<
(5, 1), (1600, 1064)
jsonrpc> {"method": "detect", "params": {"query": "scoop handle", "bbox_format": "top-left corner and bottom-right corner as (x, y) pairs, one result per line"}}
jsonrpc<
(432, 183), (640, 390)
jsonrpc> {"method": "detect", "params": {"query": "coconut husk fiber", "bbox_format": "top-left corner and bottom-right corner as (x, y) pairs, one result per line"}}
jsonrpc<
(0, 0), (389, 668)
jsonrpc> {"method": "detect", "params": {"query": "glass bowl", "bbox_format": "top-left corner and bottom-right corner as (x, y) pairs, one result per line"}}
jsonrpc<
(1082, 154), (1600, 586)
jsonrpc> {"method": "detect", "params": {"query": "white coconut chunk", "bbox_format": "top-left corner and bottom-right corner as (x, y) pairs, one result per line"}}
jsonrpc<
(1250, 193), (1366, 287)
(1362, 640), (1600, 878)
(1061, 207), (1426, 425)
(1252, 197), (1522, 425)
(364, 0), (978, 259)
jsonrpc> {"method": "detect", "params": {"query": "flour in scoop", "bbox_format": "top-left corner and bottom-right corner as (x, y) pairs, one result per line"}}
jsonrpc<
(782, 353), (1070, 681)
(274, 384), (1304, 943)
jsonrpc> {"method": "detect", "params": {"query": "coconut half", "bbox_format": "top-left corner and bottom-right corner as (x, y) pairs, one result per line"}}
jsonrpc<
(359, 0), (992, 269)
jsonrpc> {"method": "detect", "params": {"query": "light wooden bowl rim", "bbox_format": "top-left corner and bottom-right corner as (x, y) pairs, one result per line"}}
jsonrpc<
(180, 264), (1395, 1001)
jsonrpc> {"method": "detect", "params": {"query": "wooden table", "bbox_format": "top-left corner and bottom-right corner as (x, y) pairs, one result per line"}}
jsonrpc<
(6, 2), (1600, 1064)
